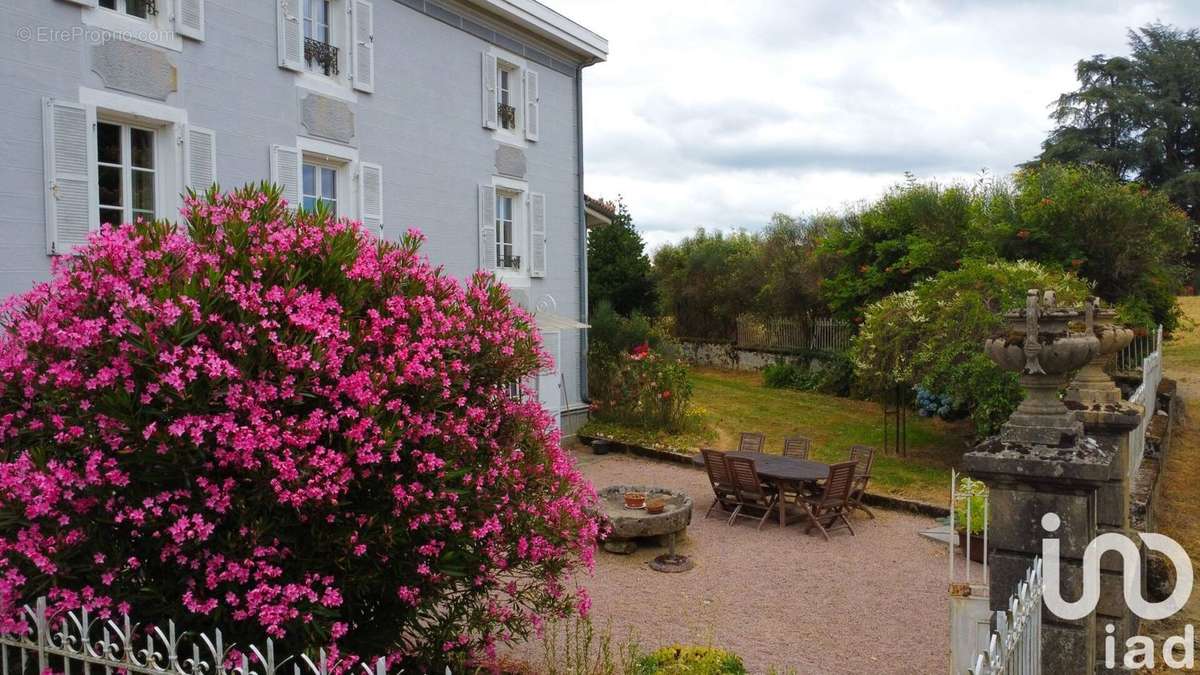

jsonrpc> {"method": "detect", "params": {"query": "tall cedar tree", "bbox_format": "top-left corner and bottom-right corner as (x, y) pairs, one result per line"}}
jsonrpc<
(587, 198), (657, 316)
(1033, 23), (1200, 281)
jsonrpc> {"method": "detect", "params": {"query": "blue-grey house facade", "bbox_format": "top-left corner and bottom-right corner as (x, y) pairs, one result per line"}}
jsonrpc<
(0, 0), (606, 434)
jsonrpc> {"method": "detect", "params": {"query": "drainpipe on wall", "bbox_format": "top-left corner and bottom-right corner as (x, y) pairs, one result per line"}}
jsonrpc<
(575, 64), (589, 404)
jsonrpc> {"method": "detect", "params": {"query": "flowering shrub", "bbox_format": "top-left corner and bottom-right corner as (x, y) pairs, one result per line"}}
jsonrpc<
(0, 185), (601, 671)
(589, 345), (691, 432)
(852, 260), (1089, 436)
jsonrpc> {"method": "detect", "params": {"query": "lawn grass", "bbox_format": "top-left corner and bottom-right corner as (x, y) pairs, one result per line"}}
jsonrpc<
(1143, 296), (1200, 643)
(581, 367), (971, 504)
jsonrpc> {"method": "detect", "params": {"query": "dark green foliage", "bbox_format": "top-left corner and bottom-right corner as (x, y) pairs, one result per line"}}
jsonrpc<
(998, 164), (1193, 330)
(587, 198), (657, 317)
(652, 229), (764, 340)
(761, 354), (854, 397)
(1033, 23), (1200, 281)
(815, 179), (993, 320)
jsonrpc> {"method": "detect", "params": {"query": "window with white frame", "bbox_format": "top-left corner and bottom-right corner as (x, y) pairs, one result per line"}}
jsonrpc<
(96, 121), (157, 227)
(495, 191), (518, 269)
(483, 51), (539, 142)
(497, 64), (518, 131)
(303, 0), (341, 77)
(98, 0), (157, 20)
(302, 161), (339, 213)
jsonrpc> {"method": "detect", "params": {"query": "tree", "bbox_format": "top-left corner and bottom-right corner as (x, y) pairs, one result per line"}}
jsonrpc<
(652, 229), (763, 340)
(587, 198), (657, 317)
(1034, 23), (1200, 279)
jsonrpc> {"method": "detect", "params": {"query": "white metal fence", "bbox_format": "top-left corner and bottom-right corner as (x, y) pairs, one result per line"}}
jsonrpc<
(0, 597), (422, 675)
(967, 559), (1044, 675)
(734, 315), (854, 353)
(1127, 325), (1164, 478)
(1117, 326), (1163, 372)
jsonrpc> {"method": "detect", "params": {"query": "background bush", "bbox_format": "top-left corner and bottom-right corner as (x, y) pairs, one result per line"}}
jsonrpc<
(0, 185), (601, 671)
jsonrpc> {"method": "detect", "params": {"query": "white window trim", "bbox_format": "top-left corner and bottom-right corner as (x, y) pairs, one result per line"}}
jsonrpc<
(291, 0), (355, 97)
(491, 175), (529, 286)
(296, 136), (358, 220)
(489, 48), (529, 148)
(79, 87), (185, 225)
(82, 4), (184, 52)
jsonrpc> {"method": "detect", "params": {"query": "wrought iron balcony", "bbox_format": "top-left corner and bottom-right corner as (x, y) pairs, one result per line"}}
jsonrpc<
(305, 38), (339, 76)
(498, 253), (521, 270)
(497, 103), (517, 130)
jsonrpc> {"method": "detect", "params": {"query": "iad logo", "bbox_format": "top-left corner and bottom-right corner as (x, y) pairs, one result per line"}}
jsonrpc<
(1041, 512), (1195, 669)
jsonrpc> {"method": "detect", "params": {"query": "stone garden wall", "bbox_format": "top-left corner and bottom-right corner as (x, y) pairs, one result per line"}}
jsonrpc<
(677, 339), (834, 372)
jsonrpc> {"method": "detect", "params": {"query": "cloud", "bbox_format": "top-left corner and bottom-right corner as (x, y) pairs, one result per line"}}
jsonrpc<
(551, 0), (1200, 245)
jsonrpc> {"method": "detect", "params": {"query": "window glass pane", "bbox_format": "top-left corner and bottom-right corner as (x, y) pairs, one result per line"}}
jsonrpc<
(132, 170), (155, 212)
(100, 0), (117, 9)
(126, 0), (151, 18)
(130, 128), (154, 169)
(303, 164), (316, 197)
(321, 168), (337, 199)
(98, 166), (122, 208)
(97, 123), (121, 165)
(100, 207), (123, 227)
(303, 196), (317, 212)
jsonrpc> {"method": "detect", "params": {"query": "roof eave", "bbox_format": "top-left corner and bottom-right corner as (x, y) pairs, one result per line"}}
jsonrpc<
(464, 0), (608, 64)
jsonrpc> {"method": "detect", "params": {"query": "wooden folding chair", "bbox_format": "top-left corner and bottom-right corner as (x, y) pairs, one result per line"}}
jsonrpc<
(799, 461), (858, 540)
(725, 455), (778, 530)
(737, 431), (766, 453)
(847, 445), (877, 519)
(701, 448), (738, 520)
(782, 435), (812, 459)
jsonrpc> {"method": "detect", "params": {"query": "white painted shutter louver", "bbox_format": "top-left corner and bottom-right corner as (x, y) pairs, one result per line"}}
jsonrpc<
(524, 69), (540, 142)
(42, 97), (97, 255)
(481, 53), (498, 130)
(359, 162), (383, 233)
(351, 0), (375, 93)
(270, 145), (302, 210)
(478, 184), (497, 270)
(59, 0), (97, 6)
(184, 125), (217, 193)
(528, 192), (547, 277)
(277, 0), (303, 71)
(175, 0), (205, 40)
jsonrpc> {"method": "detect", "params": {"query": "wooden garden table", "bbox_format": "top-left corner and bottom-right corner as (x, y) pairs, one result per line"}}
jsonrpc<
(692, 451), (830, 527)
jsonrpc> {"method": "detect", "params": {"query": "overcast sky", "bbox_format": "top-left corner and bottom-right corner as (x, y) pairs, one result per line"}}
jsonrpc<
(549, 0), (1200, 250)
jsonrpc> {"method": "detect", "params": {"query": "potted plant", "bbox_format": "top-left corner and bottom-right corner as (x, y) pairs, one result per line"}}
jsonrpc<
(954, 476), (988, 563)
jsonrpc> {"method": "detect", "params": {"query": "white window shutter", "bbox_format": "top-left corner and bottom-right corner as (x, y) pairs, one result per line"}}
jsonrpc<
(42, 97), (97, 255)
(59, 0), (97, 6)
(481, 53), (498, 130)
(270, 145), (302, 210)
(184, 125), (217, 193)
(277, 0), (303, 71)
(358, 162), (383, 233)
(175, 0), (205, 40)
(478, 184), (497, 270)
(524, 69), (540, 142)
(528, 192), (547, 278)
(350, 0), (375, 93)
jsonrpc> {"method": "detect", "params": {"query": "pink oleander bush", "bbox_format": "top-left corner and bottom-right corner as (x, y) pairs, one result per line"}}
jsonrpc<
(0, 184), (602, 672)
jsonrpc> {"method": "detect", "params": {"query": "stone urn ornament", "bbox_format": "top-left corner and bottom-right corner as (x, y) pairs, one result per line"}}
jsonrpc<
(1064, 297), (1135, 406)
(983, 289), (1099, 446)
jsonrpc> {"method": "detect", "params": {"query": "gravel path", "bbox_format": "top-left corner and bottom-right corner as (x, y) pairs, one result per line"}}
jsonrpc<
(534, 450), (955, 674)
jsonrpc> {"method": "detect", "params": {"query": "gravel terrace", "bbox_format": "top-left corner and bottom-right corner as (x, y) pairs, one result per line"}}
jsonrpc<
(523, 449), (956, 674)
